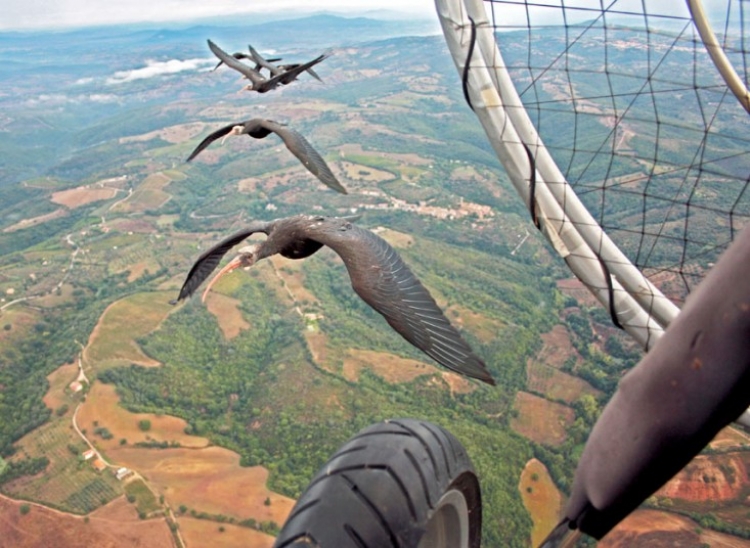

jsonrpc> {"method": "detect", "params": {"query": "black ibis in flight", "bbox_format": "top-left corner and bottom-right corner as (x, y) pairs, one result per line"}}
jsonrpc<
(541, 225), (750, 546)
(207, 39), (326, 94)
(211, 51), (283, 73)
(174, 215), (496, 386)
(246, 44), (323, 82)
(186, 118), (348, 195)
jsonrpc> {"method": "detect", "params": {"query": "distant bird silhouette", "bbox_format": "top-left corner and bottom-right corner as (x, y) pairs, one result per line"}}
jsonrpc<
(175, 215), (496, 386)
(186, 118), (347, 194)
(207, 40), (325, 93)
(247, 44), (323, 82)
(212, 51), (282, 72)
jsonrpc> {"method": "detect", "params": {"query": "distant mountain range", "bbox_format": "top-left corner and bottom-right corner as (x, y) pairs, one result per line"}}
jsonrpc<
(0, 13), (440, 52)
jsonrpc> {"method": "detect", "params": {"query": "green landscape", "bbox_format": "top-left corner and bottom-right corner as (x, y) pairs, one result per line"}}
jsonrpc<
(0, 11), (748, 548)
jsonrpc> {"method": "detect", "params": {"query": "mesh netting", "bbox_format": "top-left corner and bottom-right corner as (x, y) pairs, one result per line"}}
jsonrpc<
(480, 0), (750, 305)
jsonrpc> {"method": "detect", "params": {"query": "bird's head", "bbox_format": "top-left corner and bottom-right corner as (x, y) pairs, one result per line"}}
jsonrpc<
(201, 243), (261, 302)
(235, 243), (262, 267)
(220, 124), (248, 145)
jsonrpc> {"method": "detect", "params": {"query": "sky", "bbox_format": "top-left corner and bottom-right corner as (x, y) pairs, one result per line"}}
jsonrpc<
(1, 0), (436, 31)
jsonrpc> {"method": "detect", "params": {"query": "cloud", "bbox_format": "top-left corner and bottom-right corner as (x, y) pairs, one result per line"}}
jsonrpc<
(86, 93), (121, 103)
(106, 58), (214, 84)
(25, 92), (122, 106)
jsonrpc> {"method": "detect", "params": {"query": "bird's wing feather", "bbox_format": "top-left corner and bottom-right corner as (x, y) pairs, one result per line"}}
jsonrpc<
(207, 40), (264, 84)
(264, 122), (347, 194)
(323, 224), (495, 385)
(247, 45), (282, 76)
(305, 66), (323, 82)
(269, 54), (327, 87)
(186, 122), (241, 162)
(261, 62), (308, 88)
(176, 222), (270, 301)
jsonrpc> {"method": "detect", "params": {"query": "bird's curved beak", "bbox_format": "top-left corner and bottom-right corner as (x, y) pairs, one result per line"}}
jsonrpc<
(201, 254), (253, 302)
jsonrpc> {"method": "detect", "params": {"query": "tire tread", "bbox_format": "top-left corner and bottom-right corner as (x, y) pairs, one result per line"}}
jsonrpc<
(273, 419), (481, 548)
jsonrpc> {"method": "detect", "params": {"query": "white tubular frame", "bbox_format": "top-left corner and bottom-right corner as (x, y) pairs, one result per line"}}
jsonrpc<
(435, 0), (680, 351)
(434, 0), (750, 428)
(687, 0), (750, 114)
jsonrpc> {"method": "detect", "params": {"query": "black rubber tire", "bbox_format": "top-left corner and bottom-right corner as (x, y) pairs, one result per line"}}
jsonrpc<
(273, 418), (482, 548)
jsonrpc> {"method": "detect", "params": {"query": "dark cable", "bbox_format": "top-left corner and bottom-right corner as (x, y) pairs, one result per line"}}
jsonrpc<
(462, 16), (477, 112)
(597, 253), (623, 330)
(523, 143), (540, 230)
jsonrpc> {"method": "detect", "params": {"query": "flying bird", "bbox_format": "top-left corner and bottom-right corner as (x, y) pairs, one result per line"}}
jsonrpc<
(186, 118), (348, 194)
(207, 39), (325, 94)
(175, 215), (496, 386)
(212, 51), (282, 72)
(247, 44), (323, 82)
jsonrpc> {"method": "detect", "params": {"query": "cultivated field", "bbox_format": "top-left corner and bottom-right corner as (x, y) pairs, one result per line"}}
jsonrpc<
(510, 392), (575, 446)
(2, 209), (67, 233)
(303, 330), (330, 370)
(102, 445), (295, 527)
(119, 122), (206, 144)
(41, 361), (78, 413)
(536, 325), (582, 369)
(34, 283), (76, 308)
(376, 227), (414, 249)
(4, 360), (121, 514)
(600, 509), (750, 547)
(338, 161), (395, 183)
(440, 371), (476, 396)
(204, 292), (250, 340)
(51, 186), (118, 208)
(337, 143), (432, 168)
(0, 494), (174, 548)
(657, 454), (748, 502)
(123, 479), (161, 517)
(6, 418), (121, 514)
(557, 279), (600, 308)
(178, 516), (275, 548)
(85, 291), (174, 368)
(269, 255), (319, 307)
(0, 307), (41, 347)
(107, 242), (161, 281)
(710, 425), (750, 451)
(518, 458), (563, 548)
(342, 348), (439, 383)
(111, 172), (172, 214)
(445, 304), (505, 344)
(77, 382), (210, 451)
(526, 362), (599, 404)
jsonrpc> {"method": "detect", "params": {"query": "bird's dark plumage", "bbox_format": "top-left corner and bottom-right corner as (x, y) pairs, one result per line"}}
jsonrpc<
(186, 118), (347, 194)
(212, 52), (282, 72)
(176, 215), (495, 385)
(207, 40), (326, 93)
(247, 44), (323, 82)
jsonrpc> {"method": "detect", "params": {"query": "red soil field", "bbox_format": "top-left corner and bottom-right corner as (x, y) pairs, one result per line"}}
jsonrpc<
(0, 494), (174, 548)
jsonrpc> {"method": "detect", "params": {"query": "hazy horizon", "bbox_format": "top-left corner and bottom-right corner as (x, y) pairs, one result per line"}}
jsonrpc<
(1, 1), (436, 32)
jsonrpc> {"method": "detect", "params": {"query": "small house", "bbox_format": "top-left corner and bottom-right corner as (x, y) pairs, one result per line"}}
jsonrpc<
(115, 467), (132, 481)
